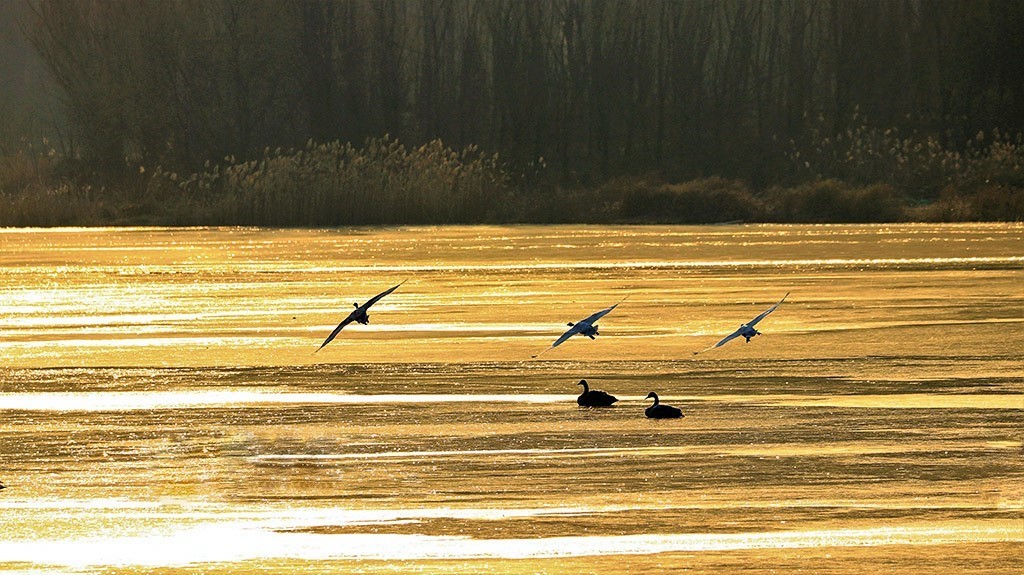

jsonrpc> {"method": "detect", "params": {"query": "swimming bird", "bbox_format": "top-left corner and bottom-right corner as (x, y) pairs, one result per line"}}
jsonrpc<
(576, 379), (618, 407)
(694, 292), (789, 354)
(532, 298), (626, 358)
(644, 392), (683, 419)
(316, 281), (405, 352)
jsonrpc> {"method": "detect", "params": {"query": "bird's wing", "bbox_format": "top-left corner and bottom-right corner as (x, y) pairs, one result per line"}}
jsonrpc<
(746, 292), (789, 327)
(713, 328), (744, 348)
(314, 313), (356, 353)
(579, 300), (623, 325)
(550, 324), (581, 348)
(361, 280), (406, 310)
(531, 324), (580, 358)
(693, 327), (743, 355)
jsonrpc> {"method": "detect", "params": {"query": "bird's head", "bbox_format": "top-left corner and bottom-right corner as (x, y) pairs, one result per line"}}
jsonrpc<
(577, 379), (588, 388)
(353, 303), (359, 308)
(567, 322), (575, 327)
(645, 392), (658, 402)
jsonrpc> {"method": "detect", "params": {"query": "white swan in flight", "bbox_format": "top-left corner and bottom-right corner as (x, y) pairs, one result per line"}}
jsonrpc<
(315, 281), (405, 352)
(533, 298), (626, 358)
(695, 292), (789, 354)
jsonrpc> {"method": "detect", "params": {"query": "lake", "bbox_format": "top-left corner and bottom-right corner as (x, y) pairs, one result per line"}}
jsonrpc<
(1, 224), (1022, 573)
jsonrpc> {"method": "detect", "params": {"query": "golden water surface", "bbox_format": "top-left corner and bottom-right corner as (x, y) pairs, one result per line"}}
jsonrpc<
(1, 224), (1022, 573)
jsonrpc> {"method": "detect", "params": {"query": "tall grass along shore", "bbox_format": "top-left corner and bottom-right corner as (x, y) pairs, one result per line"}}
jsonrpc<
(2, 130), (1021, 227)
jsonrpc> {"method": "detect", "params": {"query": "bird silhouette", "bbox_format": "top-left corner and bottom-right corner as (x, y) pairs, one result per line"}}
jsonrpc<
(576, 379), (618, 407)
(533, 297), (626, 358)
(316, 281), (405, 352)
(644, 392), (683, 419)
(695, 292), (789, 354)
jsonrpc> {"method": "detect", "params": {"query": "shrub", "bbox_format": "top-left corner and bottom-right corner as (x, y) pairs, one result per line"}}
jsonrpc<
(763, 179), (905, 223)
(0, 181), (117, 226)
(920, 184), (1024, 222)
(619, 177), (761, 223)
(968, 184), (1024, 220)
(0, 142), (108, 226)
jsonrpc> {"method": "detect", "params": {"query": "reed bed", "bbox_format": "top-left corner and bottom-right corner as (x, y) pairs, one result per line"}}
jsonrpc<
(147, 137), (510, 226)
(1, 131), (1021, 226)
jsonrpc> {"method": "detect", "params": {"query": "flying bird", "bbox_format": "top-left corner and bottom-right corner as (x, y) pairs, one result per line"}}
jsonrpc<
(315, 281), (405, 352)
(644, 392), (683, 419)
(695, 292), (789, 354)
(532, 298), (626, 358)
(576, 379), (618, 407)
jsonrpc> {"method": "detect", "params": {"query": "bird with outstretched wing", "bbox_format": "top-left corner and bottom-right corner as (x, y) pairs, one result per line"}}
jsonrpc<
(694, 292), (789, 354)
(315, 281), (405, 352)
(533, 298), (626, 358)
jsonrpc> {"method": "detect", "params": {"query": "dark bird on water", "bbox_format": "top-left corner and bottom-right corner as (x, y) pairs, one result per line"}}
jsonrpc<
(576, 379), (618, 407)
(0, 480), (6, 490)
(532, 297), (627, 358)
(316, 281), (405, 352)
(695, 292), (789, 354)
(644, 392), (683, 419)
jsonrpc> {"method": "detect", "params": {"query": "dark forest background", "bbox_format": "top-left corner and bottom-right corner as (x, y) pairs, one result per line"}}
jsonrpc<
(1, 0), (1022, 225)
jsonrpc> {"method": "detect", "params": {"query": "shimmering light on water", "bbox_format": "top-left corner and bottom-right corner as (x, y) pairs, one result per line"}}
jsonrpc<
(0, 391), (1019, 411)
(1, 224), (1022, 573)
(1, 521), (1019, 567)
(0, 392), (569, 410)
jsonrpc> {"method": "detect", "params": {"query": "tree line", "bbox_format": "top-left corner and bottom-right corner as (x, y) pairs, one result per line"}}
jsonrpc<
(21, 0), (1024, 206)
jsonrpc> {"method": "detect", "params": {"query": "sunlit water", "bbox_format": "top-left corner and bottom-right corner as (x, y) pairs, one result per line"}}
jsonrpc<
(1, 224), (1022, 573)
